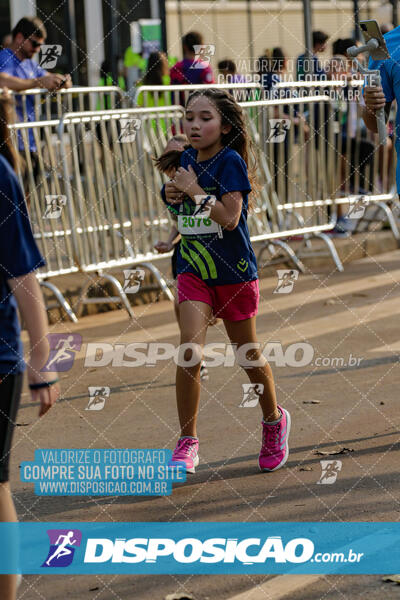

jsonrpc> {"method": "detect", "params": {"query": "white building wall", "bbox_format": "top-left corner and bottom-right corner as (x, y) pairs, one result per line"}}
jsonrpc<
(10, 0), (37, 27)
(84, 0), (105, 86)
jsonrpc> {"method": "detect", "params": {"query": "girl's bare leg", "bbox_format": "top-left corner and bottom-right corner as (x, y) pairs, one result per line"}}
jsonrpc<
(223, 316), (280, 422)
(176, 300), (212, 437)
(173, 288), (180, 327)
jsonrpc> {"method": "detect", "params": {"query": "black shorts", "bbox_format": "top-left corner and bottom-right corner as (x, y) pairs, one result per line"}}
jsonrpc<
(171, 242), (179, 280)
(0, 373), (23, 482)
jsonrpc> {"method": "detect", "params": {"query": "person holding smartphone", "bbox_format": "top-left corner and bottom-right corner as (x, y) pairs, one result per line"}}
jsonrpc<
(0, 17), (72, 191)
(362, 25), (398, 190)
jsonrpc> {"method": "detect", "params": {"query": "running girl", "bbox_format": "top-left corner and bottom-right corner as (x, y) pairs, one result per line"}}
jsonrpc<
(0, 89), (59, 600)
(161, 88), (290, 473)
(155, 134), (218, 380)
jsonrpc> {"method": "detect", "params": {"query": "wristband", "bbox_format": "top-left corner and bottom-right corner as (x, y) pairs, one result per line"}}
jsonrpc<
(29, 378), (59, 390)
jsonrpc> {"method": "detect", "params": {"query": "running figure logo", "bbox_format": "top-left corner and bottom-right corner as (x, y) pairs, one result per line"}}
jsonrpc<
(86, 386), (110, 411)
(193, 195), (216, 218)
(122, 268), (145, 294)
(41, 334), (82, 372)
(118, 118), (141, 143)
(43, 195), (67, 219)
(346, 196), (369, 219)
(240, 383), (264, 407)
(274, 269), (299, 294)
(267, 119), (291, 143)
(317, 460), (342, 484)
(42, 529), (82, 567)
(191, 44), (215, 68)
(38, 45), (62, 69)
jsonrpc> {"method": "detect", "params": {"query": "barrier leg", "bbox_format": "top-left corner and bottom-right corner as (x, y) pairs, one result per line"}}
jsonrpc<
(136, 262), (175, 302)
(100, 274), (135, 318)
(312, 232), (344, 272)
(74, 273), (135, 319)
(352, 202), (400, 243)
(257, 240), (306, 273)
(375, 202), (400, 242)
(39, 281), (78, 323)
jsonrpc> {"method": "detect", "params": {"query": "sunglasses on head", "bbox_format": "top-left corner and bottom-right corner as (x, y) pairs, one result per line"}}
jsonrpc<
(28, 38), (42, 48)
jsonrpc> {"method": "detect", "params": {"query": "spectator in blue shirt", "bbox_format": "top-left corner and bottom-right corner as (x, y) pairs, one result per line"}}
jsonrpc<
(296, 30), (328, 80)
(0, 16), (71, 157)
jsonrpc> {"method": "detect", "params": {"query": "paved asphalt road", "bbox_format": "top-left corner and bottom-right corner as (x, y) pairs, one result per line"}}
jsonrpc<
(13, 249), (400, 599)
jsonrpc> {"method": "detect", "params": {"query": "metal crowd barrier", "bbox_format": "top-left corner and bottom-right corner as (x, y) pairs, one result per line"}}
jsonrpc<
(9, 118), (79, 322)
(135, 81), (398, 241)
(8, 86), (129, 122)
(56, 106), (182, 317)
(274, 78), (399, 240)
(10, 82), (398, 320)
(133, 82), (262, 108)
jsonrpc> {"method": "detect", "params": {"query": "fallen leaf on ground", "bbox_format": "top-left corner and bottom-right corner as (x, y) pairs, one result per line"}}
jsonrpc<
(299, 466), (313, 471)
(382, 575), (400, 584)
(303, 400), (321, 404)
(324, 298), (340, 305)
(314, 447), (354, 456)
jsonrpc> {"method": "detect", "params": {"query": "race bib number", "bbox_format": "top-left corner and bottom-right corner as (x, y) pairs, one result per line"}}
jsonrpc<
(178, 214), (220, 235)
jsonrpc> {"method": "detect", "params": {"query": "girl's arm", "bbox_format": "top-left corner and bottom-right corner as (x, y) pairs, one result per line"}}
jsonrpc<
(8, 272), (60, 417)
(195, 189), (243, 231)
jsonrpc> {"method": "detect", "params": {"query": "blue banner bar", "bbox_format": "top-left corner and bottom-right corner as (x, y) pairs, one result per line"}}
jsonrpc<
(0, 522), (399, 574)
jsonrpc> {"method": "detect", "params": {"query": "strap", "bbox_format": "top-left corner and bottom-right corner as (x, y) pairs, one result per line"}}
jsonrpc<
(29, 378), (59, 390)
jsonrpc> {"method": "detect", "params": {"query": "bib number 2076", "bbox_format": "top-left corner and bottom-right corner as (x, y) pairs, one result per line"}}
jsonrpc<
(178, 214), (220, 235)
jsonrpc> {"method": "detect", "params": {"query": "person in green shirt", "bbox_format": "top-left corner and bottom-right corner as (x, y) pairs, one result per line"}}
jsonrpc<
(136, 51), (172, 134)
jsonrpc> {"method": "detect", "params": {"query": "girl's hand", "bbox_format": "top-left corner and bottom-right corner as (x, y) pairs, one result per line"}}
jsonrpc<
(27, 351), (60, 417)
(0, 86), (10, 99)
(165, 181), (184, 204)
(172, 165), (198, 196)
(154, 240), (173, 253)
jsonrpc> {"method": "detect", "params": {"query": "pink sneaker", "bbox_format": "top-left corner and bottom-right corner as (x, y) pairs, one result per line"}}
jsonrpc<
(169, 437), (199, 474)
(259, 406), (291, 472)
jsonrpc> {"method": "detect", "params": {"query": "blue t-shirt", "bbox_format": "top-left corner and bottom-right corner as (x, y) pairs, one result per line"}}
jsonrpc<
(162, 146), (258, 286)
(0, 154), (45, 374)
(0, 48), (46, 151)
(368, 26), (400, 192)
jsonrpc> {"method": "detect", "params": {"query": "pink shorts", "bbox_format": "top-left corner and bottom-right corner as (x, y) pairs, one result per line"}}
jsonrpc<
(177, 273), (259, 321)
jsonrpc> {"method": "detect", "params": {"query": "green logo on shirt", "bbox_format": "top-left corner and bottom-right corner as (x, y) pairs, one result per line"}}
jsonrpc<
(237, 258), (248, 272)
(181, 237), (218, 280)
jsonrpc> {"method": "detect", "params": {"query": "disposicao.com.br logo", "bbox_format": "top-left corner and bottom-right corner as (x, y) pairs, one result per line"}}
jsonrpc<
(83, 535), (315, 564)
(1, 522), (386, 574)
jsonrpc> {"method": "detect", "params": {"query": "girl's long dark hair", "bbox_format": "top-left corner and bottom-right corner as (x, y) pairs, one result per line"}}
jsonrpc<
(154, 134), (190, 174)
(0, 95), (18, 172)
(185, 88), (259, 210)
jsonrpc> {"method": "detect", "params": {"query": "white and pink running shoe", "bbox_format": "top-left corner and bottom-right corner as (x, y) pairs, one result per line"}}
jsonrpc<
(169, 436), (199, 474)
(259, 406), (291, 471)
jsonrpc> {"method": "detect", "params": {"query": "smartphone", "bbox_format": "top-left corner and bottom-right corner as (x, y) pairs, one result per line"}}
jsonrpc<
(359, 20), (390, 60)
